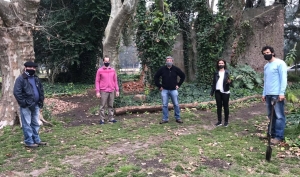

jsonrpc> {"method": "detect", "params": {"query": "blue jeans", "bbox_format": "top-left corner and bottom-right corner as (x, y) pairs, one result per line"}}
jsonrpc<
(20, 105), (41, 145)
(265, 95), (286, 140)
(161, 89), (180, 121)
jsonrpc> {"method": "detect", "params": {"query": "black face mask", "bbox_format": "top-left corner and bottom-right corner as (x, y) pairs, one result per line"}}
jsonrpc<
(264, 54), (273, 61)
(26, 69), (35, 76)
(104, 63), (110, 67)
(218, 65), (224, 69)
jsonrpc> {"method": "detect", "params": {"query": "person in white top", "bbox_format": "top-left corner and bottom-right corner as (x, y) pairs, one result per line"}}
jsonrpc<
(210, 59), (232, 127)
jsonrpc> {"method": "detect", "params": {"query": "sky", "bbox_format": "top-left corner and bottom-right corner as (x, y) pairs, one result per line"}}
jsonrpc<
(210, 0), (276, 13)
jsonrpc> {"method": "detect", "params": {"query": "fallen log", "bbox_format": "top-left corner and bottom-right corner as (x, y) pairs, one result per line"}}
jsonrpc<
(115, 95), (261, 115)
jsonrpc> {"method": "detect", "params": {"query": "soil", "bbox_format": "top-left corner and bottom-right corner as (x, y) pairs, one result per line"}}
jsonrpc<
(39, 84), (270, 176)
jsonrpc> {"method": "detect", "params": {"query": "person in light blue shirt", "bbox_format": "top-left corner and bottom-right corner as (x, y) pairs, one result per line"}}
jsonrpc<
(261, 46), (287, 145)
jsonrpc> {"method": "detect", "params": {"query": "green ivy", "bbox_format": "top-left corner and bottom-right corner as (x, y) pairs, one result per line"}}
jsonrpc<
(194, 0), (231, 85)
(34, 0), (110, 84)
(168, 0), (194, 81)
(135, 0), (179, 85)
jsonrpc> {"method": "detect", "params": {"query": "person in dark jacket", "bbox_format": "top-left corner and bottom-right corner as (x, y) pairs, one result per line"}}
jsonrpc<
(154, 56), (185, 124)
(13, 61), (47, 148)
(210, 59), (231, 127)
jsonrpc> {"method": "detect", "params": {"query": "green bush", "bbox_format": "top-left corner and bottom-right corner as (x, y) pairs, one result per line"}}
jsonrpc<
(288, 73), (300, 82)
(228, 64), (263, 89)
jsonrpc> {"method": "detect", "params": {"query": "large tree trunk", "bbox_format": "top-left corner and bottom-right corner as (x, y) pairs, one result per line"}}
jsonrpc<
(0, 0), (40, 128)
(102, 0), (138, 68)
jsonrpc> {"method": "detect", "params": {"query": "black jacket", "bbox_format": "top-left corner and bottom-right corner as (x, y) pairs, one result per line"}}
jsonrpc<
(154, 65), (185, 90)
(210, 69), (231, 96)
(13, 73), (45, 108)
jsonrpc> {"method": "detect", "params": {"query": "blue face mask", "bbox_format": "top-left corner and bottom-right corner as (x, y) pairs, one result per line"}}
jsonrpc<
(166, 62), (173, 67)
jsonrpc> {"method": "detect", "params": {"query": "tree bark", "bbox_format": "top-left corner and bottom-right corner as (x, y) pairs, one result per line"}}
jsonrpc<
(0, 0), (40, 128)
(102, 0), (138, 68)
(115, 95), (261, 115)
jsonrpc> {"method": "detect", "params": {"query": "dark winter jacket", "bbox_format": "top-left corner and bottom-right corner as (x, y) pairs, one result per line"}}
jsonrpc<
(210, 69), (231, 96)
(154, 65), (185, 90)
(13, 73), (44, 108)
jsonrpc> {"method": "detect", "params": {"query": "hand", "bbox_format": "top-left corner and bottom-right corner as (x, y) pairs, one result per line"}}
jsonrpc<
(160, 87), (163, 91)
(278, 95), (285, 101)
(175, 85), (179, 90)
(116, 91), (120, 97)
(96, 93), (101, 98)
(227, 79), (231, 84)
(261, 96), (265, 102)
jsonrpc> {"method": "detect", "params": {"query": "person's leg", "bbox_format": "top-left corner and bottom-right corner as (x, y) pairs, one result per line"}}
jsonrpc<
(215, 90), (222, 124)
(161, 89), (169, 121)
(31, 105), (41, 144)
(222, 93), (230, 123)
(107, 92), (116, 122)
(99, 91), (109, 123)
(265, 95), (275, 138)
(273, 99), (286, 141)
(169, 90), (181, 120)
(20, 107), (35, 145)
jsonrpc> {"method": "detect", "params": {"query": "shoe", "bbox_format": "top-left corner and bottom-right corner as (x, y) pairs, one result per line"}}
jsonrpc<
(159, 120), (169, 124)
(271, 138), (282, 145)
(99, 120), (105, 125)
(109, 119), (117, 123)
(25, 144), (38, 148)
(224, 122), (228, 127)
(215, 122), (222, 126)
(176, 119), (183, 123)
(37, 142), (47, 146)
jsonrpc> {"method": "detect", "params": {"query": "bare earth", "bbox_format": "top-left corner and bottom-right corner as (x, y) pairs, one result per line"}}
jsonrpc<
(38, 88), (270, 176)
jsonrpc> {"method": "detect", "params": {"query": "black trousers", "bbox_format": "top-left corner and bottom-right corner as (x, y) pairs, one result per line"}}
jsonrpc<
(215, 90), (230, 123)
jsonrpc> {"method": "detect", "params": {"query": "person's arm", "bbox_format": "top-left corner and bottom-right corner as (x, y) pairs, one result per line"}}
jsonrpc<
(154, 67), (162, 89)
(95, 69), (101, 98)
(210, 72), (216, 96)
(278, 62), (287, 101)
(262, 67), (266, 102)
(177, 67), (185, 87)
(114, 70), (120, 97)
(13, 77), (26, 107)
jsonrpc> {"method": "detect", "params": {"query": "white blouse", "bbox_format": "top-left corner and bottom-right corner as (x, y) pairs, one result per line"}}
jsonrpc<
(216, 71), (230, 94)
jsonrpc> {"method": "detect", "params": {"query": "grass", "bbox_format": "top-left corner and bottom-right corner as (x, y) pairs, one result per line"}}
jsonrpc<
(0, 104), (299, 177)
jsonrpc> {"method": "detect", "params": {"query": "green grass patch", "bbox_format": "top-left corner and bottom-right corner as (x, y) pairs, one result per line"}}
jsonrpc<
(1, 102), (299, 176)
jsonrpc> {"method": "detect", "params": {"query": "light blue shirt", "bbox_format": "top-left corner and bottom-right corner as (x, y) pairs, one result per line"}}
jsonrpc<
(263, 58), (287, 96)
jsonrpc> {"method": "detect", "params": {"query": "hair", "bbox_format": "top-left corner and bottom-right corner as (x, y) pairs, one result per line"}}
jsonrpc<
(166, 56), (173, 60)
(216, 59), (227, 70)
(261, 46), (276, 56)
(103, 56), (110, 61)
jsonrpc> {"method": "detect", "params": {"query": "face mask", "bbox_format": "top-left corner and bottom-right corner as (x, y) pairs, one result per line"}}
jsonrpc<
(104, 63), (110, 67)
(218, 65), (224, 69)
(26, 69), (35, 76)
(264, 54), (273, 61)
(166, 62), (173, 67)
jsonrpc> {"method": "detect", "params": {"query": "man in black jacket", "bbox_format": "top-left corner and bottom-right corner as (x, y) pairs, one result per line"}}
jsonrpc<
(154, 56), (185, 124)
(13, 61), (47, 148)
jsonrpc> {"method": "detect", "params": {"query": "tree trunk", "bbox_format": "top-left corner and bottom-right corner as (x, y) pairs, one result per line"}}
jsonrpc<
(0, 0), (40, 128)
(115, 95), (261, 115)
(102, 0), (138, 68)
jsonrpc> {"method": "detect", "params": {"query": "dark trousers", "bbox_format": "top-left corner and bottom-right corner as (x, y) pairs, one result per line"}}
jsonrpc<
(215, 90), (230, 123)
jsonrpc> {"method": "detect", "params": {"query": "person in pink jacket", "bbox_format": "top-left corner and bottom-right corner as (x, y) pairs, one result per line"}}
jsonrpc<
(95, 56), (120, 124)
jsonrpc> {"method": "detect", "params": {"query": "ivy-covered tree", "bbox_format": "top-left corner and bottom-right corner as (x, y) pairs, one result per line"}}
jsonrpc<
(34, 0), (110, 83)
(194, 0), (230, 85)
(135, 0), (179, 85)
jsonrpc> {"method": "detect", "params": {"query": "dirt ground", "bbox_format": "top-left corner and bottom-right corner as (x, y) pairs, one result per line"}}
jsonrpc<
(44, 88), (266, 127)
(41, 89), (269, 176)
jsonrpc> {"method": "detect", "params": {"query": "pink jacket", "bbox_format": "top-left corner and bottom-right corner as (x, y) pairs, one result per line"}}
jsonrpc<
(95, 66), (119, 93)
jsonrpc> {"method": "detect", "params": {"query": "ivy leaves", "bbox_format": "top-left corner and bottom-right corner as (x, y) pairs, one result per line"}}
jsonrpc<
(136, 0), (179, 84)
